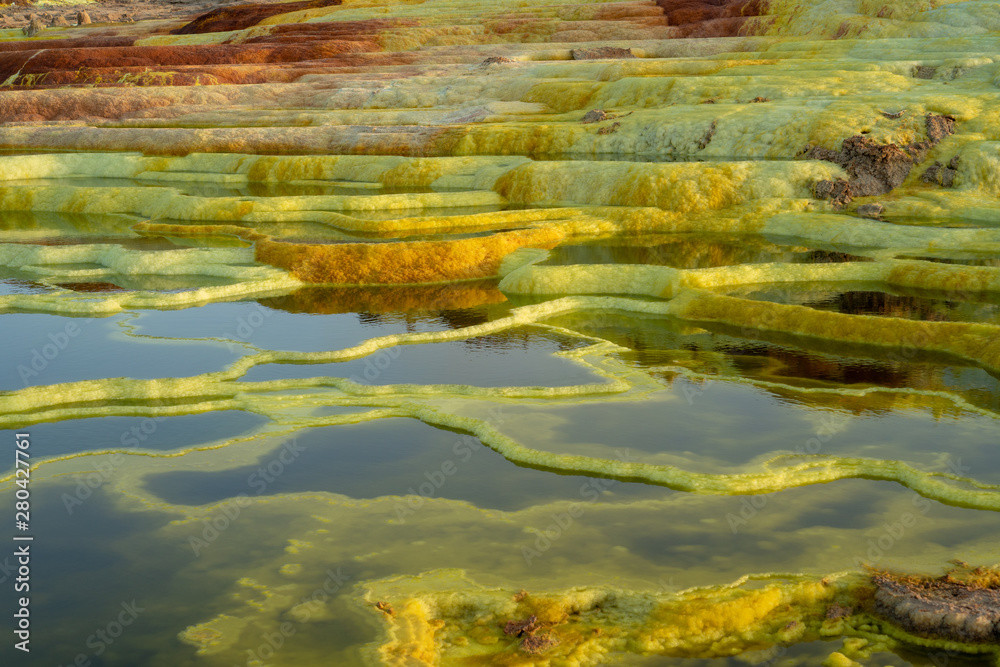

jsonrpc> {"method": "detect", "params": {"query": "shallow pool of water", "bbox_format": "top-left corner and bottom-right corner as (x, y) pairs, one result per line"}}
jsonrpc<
(2, 184), (999, 667)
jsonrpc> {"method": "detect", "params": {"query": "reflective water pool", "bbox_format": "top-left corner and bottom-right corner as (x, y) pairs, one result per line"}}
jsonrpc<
(2, 162), (999, 667)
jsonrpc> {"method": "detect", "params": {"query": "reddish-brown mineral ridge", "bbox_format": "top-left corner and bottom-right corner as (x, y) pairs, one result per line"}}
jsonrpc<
(0, 0), (765, 92)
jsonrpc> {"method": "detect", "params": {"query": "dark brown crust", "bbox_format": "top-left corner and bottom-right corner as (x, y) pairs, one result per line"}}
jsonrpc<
(173, 0), (342, 34)
(655, 0), (767, 37)
(808, 114), (956, 208)
(873, 570), (1000, 643)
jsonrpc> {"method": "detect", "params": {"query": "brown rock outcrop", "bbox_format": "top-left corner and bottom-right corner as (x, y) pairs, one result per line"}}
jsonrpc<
(873, 569), (1000, 643)
(808, 114), (956, 208)
(855, 203), (884, 219)
(173, 0), (342, 34)
(23, 16), (44, 36)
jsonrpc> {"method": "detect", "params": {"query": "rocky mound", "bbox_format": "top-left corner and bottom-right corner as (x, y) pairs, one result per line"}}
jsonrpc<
(872, 568), (1000, 643)
(808, 114), (955, 208)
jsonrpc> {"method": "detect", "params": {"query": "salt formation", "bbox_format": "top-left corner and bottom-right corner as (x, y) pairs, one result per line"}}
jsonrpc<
(3, 0), (1000, 664)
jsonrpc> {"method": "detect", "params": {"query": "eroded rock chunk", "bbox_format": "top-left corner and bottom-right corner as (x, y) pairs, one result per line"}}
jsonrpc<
(582, 109), (632, 125)
(873, 569), (1000, 643)
(813, 178), (853, 208)
(814, 179), (835, 199)
(922, 162), (942, 184)
(856, 203), (884, 219)
(926, 114), (956, 142)
(503, 615), (539, 637)
(478, 56), (515, 68)
(22, 16), (44, 36)
(921, 156), (960, 187)
(521, 632), (559, 654)
(809, 136), (913, 197)
(829, 179), (852, 208)
(807, 114), (956, 207)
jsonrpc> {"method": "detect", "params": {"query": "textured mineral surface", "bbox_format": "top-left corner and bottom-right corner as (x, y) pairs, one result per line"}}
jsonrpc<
(3, 0), (1000, 664)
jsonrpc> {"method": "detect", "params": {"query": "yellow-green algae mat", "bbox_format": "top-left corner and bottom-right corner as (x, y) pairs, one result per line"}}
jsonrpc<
(5, 0), (1000, 664)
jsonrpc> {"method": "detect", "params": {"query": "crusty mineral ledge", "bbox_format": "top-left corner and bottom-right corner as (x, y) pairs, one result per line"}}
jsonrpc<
(361, 571), (855, 665)
(358, 569), (1000, 665)
(873, 566), (1000, 644)
(132, 222), (564, 284)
